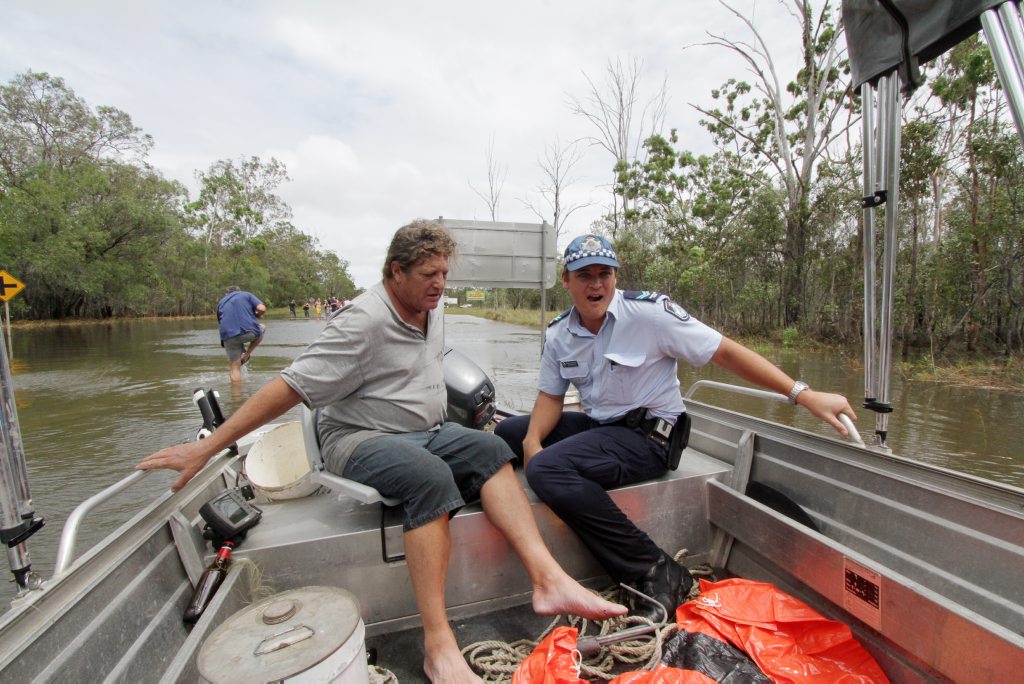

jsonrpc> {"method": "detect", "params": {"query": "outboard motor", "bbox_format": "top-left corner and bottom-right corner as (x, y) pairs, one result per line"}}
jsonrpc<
(443, 347), (496, 429)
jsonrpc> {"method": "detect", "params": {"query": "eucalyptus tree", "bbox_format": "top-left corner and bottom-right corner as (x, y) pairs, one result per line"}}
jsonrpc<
(0, 70), (152, 186)
(928, 36), (1005, 351)
(569, 57), (668, 238)
(0, 71), (182, 319)
(615, 126), (777, 330)
(520, 137), (591, 245)
(693, 0), (851, 326)
(185, 155), (293, 305)
(898, 118), (942, 355)
(469, 134), (507, 222)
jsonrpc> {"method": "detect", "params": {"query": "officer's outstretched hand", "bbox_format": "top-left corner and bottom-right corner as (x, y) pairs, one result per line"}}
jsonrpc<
(797, 389), (857, 437)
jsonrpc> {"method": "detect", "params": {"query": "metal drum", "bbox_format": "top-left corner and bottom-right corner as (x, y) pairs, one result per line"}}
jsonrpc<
(198, 586), (369, 683)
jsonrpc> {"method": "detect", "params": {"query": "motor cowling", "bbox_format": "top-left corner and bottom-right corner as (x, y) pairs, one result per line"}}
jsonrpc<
(443, 347), (496, 430)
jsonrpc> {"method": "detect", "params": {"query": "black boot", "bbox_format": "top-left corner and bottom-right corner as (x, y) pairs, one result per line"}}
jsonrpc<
(629, 552), (693, 623)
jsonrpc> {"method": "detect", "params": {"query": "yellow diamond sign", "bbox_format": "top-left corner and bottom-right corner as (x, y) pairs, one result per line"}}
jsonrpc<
(0, 270), (25, 302)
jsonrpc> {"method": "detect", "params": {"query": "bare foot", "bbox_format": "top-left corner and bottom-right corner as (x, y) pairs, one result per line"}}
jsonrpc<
(423, 640), (482, 683)
(532, 574), (626, 620)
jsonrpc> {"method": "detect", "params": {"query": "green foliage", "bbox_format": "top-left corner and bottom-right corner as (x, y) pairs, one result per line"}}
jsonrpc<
(782, 327), (799, 348)
(0, 70), (357, 319)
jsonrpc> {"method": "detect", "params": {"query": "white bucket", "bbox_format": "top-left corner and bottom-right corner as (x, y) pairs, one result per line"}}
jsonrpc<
(244, 421), (319, 501)
(198, 586), (369, 683)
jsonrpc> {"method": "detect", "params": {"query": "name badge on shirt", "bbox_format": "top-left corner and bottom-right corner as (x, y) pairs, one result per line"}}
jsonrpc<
(561, 360), (579, 367)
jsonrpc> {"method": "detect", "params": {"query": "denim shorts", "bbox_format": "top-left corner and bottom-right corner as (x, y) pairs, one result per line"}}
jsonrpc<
(341, 422), (514, 531)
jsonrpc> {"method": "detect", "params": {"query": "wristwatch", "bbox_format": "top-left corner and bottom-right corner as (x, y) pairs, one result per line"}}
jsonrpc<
(788, 381), (810, 405)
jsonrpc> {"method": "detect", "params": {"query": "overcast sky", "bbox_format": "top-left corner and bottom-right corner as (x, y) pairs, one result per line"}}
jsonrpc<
(2, 1), (807, 289)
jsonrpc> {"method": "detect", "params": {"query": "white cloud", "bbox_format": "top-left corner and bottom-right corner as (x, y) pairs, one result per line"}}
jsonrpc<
(2, 0), (807, 288)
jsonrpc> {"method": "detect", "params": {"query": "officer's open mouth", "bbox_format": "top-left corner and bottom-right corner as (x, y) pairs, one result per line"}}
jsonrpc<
(587, 295), (603, 302)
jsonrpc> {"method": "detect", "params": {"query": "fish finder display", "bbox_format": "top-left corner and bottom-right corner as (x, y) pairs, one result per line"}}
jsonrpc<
(199, 489), (262, 540)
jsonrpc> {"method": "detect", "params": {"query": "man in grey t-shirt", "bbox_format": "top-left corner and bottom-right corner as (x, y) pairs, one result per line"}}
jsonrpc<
(139, 220), (624, 683)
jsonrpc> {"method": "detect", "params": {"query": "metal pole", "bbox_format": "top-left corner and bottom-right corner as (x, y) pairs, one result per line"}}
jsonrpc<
(876, 74), (903, 446)
(0, 311), (43, 592)
(861, 83), (878, 405)
(982, 6), (1024, 143)
(540, 221), (548, 333)
(875, 75), (889, 193)
(3, 302), (10, 362)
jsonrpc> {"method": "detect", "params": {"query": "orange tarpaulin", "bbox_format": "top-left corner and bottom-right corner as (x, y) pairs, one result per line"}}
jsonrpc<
(513, 579), (889, 683)
(512, 626), (584, 684)
(675, 579), (889, 684)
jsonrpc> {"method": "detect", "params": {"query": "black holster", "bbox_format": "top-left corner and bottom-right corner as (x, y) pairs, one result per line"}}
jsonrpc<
(666, 412), (691, 470)
(618, 407), (691, 471)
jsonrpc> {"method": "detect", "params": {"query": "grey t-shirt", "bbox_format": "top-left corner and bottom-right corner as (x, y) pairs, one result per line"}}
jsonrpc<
(280, 282), (446, 474)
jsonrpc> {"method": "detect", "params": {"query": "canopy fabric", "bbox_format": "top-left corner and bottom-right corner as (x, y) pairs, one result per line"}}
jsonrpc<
(843, 0), (1006, 88)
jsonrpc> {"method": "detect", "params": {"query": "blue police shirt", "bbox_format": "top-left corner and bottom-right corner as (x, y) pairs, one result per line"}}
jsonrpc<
(217, 291), (264, 341)
(539, 290), (723, 423)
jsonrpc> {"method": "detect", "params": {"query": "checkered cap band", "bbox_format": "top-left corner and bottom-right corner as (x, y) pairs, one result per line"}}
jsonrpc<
(564, 235), (619, 268)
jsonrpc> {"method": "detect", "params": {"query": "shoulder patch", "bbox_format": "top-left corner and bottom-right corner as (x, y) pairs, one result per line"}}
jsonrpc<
(622, 290), (665, 302)
(548, 308), (572, 327)
(663, 299), (690, 322)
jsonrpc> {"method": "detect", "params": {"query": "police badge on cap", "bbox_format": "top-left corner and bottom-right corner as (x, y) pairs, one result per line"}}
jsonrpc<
(563, 234), (620, 271)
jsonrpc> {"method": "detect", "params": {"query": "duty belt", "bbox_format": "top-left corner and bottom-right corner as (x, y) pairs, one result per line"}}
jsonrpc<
(609, 407), (691, 470)
(611, 407), (674, 448)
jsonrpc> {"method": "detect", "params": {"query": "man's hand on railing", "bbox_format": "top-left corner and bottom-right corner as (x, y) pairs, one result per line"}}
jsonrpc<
(137, 440), (217, 492)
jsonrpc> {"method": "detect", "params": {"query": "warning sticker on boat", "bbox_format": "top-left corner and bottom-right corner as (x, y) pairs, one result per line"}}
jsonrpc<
(843, 558), (882, 630)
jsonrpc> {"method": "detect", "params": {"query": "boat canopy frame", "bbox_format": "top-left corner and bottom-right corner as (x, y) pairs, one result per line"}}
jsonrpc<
(845, 0), (1024, 446)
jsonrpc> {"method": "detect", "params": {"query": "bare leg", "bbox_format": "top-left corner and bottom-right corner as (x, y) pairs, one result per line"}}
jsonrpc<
(239, 335), (263, 367)
(405, 517), (482, 683)
(479, 463), (626, 620)
(228, 359), (243, 383)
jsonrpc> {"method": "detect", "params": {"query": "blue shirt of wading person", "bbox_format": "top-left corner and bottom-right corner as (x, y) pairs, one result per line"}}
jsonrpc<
(218, 290), (265, 342)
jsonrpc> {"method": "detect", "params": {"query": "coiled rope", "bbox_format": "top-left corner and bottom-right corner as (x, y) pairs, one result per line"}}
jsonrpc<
(462, 551), (715, 682)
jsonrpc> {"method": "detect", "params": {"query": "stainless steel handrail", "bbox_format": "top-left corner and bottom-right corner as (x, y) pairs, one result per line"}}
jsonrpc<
(684, 380), (865, 446)
(54, 470), (169, 575)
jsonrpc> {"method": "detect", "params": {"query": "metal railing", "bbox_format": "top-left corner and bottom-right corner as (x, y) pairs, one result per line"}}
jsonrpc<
(54, 470), (170, 575)
(684, 380), (864, 446)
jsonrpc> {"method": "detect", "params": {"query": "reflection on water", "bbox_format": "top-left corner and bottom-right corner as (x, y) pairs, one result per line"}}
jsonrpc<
(2, 313), (1022, 608)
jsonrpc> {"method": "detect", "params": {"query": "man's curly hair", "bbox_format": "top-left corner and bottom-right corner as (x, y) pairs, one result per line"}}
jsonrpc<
(382, 220), (457, 280)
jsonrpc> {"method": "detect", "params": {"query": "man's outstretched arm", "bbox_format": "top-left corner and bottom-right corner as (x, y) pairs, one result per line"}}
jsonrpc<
(137, 377), (302, 491)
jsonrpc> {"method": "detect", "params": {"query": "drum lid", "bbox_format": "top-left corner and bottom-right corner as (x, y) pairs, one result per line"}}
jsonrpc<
(198, 586), (363, 682)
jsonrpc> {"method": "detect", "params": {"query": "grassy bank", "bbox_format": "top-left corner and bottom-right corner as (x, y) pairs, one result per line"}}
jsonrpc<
(2, 307), (304, 329)
(448, 306), (1024, 392)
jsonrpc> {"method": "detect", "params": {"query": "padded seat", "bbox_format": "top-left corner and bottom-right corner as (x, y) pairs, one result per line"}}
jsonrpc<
(300, 406), (401, 506)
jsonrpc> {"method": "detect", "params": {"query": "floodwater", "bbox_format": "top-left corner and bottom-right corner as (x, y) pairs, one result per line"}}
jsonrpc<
(2, 313), (1022, 608)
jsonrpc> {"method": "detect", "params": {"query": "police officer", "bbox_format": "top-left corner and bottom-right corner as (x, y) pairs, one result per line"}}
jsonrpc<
(495, 234), (857, 621)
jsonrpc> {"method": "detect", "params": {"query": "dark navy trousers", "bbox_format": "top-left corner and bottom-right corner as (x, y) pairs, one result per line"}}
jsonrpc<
(494, 412), (668, 583)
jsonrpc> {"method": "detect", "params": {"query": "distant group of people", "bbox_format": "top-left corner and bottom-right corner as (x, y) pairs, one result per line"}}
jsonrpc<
(169, 220), (856, 682)
(289, 296), (348, 320)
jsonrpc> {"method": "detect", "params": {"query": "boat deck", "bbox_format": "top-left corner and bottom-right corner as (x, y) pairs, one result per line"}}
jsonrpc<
(2, 408), (1024, 682)
(234, 447), (729, 632)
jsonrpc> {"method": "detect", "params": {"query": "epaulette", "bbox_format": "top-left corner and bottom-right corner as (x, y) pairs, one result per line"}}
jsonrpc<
(548, 308), (572, 327)
(622, 290), (665, 302)
(624, 290), (692, 321)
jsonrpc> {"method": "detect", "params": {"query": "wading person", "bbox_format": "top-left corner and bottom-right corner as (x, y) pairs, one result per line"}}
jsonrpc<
(217, 286), (266, 383)
(139, 221), (625, 684)
(495, 234), (857, 622)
